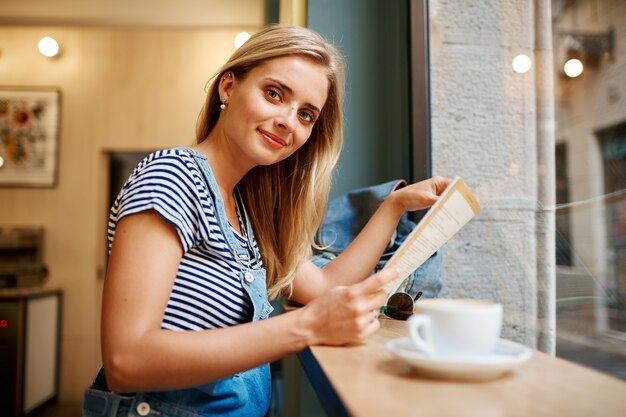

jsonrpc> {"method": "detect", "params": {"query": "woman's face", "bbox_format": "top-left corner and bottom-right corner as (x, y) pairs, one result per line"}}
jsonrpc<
(219, 56), (329, 167)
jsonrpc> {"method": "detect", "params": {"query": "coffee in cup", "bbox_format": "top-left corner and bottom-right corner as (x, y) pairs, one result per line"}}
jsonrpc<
(407, 298), (502, 358)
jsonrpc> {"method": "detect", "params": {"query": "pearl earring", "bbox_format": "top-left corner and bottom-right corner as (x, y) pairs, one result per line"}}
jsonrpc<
(220, 100), (227, 110)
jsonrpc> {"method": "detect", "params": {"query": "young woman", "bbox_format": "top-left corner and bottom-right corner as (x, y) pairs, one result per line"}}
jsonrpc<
(83, 25), (450, 417)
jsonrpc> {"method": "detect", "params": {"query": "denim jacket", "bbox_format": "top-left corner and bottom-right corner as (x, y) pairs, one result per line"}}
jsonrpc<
(311, 180), (443, 299)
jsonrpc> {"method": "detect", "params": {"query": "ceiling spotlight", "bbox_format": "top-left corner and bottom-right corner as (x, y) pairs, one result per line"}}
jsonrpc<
(234, 32), (251, 49)
(38, 37), (60, 58)
(512, 54), (532, 74)
(563, 58), (584, 78)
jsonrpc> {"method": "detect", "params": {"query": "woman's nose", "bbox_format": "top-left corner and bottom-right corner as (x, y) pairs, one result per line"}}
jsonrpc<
(274, 106), (297, 132)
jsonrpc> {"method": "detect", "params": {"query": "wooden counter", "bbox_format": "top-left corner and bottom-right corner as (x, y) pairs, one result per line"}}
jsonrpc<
(298, 317), (626, 417)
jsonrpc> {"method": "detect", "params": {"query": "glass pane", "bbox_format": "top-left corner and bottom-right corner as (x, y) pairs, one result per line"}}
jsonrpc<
(553, 0), (626, 380)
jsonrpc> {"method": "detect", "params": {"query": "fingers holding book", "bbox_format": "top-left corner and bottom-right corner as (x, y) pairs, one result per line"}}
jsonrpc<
(390, 176), (453, 212)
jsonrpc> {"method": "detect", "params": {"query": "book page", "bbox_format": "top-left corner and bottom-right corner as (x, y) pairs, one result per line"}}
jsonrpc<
(382, 176), (480, 295)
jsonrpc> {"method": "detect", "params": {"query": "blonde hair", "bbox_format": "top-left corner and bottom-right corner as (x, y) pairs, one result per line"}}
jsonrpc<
(196, 25), (345, 300)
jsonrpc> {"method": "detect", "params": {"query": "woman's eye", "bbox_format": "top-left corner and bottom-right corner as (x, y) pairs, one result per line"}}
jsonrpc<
(266, 88), (281, 101)
(299, 111), (314, 123)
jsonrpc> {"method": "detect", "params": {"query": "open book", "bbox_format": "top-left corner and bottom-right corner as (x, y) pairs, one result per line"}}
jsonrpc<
(382, 176), (481, 296)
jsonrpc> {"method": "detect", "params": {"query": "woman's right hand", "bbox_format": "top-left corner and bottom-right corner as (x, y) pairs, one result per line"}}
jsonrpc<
(298, 268), (398, 346)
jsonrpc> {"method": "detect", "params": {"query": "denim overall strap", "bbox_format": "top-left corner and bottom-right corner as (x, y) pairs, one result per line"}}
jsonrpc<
(183, 147), (273, 322)
(184, 147), (250, 264)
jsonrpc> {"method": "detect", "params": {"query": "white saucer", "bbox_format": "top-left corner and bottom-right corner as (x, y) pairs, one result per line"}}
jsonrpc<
(387, 338), (532, 381)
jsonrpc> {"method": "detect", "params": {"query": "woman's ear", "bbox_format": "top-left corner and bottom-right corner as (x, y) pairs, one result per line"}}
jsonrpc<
(218, 72), (235, 102)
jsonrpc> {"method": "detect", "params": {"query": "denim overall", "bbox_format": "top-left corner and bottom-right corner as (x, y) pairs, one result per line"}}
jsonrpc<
(83, 148), (274, 417)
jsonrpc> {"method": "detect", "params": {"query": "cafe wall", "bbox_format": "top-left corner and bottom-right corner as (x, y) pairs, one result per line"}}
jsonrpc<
(0, 26), (245, 402)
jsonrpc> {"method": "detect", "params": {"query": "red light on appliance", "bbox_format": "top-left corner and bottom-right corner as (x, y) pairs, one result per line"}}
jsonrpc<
(0, 319), (8, 328)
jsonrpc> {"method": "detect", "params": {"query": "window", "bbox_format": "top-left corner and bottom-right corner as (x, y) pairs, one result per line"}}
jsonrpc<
(553, 0), (626, 380)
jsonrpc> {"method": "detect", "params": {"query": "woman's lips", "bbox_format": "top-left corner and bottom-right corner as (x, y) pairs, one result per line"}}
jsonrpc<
(259, 129), (287, 148)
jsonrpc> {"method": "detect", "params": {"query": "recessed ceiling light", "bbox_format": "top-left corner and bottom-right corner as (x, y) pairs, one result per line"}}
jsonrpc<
(38, 37), (60, 58)
(234, 32), (251, 49)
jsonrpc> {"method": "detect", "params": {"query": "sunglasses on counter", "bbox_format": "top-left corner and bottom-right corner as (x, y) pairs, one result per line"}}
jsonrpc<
(380, 277), (423, 320)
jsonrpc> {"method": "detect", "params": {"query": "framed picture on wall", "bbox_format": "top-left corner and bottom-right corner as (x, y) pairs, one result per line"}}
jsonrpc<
(0, 87), (60, 187)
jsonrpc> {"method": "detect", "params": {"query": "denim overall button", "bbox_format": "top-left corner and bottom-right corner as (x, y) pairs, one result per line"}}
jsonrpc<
(136, 402), (151, 416)
(244, 271), (254, 283)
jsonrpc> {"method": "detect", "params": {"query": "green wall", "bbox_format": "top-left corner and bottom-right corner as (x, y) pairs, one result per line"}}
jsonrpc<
(308, 0), (411, 198)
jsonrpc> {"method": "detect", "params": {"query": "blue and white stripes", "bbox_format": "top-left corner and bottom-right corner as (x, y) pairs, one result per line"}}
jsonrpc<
(108, 148), (259, 330)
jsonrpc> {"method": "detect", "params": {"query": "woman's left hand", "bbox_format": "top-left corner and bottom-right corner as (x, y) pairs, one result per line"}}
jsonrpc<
(291, 175), (453, 304)
(389, 176), (452, 213)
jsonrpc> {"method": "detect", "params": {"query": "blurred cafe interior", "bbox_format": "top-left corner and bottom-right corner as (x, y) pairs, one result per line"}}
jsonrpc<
(0, 0), (624, 416)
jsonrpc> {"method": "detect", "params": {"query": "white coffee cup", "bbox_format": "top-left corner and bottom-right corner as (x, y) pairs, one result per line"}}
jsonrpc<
(407, 298), (503, 358)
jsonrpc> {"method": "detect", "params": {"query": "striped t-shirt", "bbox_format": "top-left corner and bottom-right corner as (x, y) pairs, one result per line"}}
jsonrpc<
(108, 148), (262, 330)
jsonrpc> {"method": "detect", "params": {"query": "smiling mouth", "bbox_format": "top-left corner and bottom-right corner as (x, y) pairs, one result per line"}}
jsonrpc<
(258, 129), (287, 148)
